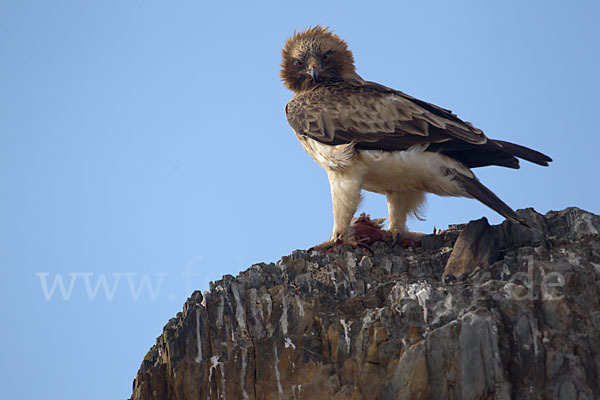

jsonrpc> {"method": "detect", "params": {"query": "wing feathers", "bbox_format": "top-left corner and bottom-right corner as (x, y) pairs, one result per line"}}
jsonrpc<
(286, 81), (485, 147)
(396, 119), (429, 136)
(495, 140), (553, 166)
(321, 111), (336, 141)
(286, 80), (551, 170)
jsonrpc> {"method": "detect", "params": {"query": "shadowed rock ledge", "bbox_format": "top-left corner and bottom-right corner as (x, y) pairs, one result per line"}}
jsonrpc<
(131, 207), (600, 400)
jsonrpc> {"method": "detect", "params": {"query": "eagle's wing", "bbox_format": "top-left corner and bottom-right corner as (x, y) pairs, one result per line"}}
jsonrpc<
(286, 81), (485, 148)
(286, 82), (551, 168)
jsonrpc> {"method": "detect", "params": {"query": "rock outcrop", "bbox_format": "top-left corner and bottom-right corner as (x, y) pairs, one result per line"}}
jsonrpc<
(131, 207), (600, 400)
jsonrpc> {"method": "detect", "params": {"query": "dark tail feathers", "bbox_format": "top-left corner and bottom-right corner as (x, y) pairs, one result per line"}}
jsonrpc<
(494, 140), (553, 167)
(449, 169), (530, 228)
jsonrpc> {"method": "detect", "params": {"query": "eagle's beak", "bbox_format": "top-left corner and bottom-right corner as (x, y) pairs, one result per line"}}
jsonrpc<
(308, 59), (320, 82)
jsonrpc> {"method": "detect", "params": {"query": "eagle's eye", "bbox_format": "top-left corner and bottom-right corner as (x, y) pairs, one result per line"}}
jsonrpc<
(322, 51), (332, 62)
(293, 59), (304, 67)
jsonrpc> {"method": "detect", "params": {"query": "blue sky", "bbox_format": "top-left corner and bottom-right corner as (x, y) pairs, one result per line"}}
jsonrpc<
(1, 1), (598, 398)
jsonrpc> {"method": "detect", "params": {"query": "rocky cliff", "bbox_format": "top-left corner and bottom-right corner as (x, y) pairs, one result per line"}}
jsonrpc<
(131, 207), (600, 400)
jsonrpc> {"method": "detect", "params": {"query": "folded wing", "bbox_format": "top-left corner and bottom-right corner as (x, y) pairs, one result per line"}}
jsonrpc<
(286, 82), (552, 169)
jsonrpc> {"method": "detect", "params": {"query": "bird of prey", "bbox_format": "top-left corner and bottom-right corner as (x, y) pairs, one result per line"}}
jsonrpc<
(280, 26), (551, 249)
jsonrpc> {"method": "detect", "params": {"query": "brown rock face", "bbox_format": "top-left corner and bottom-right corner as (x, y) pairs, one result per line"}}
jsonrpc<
(131, 207), (600, 400)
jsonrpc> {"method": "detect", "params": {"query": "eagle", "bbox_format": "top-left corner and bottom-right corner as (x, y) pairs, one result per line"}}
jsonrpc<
(280, 26), (551, 249)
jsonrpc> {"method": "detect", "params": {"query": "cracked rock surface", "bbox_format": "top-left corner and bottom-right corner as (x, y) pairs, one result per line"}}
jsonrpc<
(131, 207), (600, 400)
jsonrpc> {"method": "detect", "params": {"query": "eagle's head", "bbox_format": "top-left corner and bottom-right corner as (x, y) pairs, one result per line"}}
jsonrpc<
(280, 26), (356, 93)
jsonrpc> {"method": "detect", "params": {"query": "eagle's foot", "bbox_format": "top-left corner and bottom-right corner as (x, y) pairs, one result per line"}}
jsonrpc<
(390, 231), (423, 248)
(309, 238), (358, 253)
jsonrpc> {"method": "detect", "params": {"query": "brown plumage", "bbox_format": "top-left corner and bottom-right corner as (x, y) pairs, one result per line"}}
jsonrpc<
(281, 26), (552, 247)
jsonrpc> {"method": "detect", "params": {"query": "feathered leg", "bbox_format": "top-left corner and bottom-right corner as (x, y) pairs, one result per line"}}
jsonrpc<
(387, 190), (425, 246)
(329, 170), (363, 240)
(386, 191), (425, 234)
(311, 171), (363, 251)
